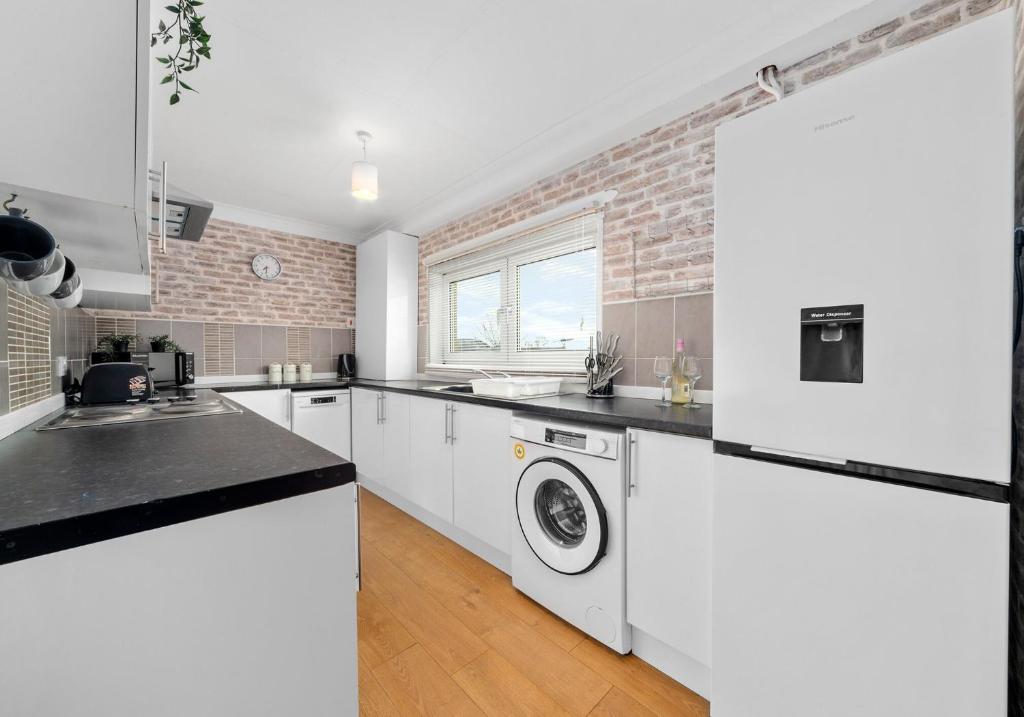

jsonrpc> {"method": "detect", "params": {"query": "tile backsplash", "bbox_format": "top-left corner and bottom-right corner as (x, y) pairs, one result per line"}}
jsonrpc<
(0, 296), (357, 420)
(109, 318), (355, 379)
(0, 286), (95, 417)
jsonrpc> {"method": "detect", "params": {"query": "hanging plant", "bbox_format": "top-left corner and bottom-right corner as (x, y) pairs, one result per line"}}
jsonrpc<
(151, 1), (212, 106)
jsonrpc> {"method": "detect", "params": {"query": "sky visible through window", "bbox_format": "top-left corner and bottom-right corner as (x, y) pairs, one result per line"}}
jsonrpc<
(518, 249), (596, 351)
(449, 249), (596, 353)
(451, 272), (501, 351)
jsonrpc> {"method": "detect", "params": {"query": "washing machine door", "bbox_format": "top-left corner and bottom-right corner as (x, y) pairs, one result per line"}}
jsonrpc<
(516, 457), (608, 575)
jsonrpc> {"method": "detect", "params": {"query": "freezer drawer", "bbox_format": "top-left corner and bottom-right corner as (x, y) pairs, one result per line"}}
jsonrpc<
(711, 454), (1009, 717)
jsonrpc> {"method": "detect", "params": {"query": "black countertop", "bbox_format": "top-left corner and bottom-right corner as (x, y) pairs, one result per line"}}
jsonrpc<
(205, 379), (352, 393)
(349, 379), (712, 439)
(198, 377), (712, 438)
(0, 389), (354, 566)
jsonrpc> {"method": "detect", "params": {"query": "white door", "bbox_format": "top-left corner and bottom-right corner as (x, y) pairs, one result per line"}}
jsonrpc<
(712, 454), (1009, 717)
(381, 392), (411, 496)
(452, 403), (512, 553)
(226, 390), (290, 429)
(625, 429), (711, 668)
(713, 12), (1013, 483)
(351, 388), (383, 483)
(406, 396), (453, 522)
(516, 457), (607, 575)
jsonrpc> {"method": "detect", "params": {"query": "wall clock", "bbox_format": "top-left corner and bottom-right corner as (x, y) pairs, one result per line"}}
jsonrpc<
(251, 253), (282, 281)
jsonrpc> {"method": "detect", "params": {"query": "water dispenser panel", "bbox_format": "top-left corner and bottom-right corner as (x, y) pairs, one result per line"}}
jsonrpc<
(800, 304), (863, 383)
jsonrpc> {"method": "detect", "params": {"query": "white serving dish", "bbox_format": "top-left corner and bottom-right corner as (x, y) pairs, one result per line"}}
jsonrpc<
(469, 377), (563, 400)
(512, 377), (562, 396)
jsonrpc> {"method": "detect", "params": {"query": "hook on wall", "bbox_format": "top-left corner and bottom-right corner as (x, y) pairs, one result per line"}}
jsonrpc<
(756, 65), (784, 102)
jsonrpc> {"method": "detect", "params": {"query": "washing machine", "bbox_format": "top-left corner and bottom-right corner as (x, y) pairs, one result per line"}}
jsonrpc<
(510, 413), (631, 654)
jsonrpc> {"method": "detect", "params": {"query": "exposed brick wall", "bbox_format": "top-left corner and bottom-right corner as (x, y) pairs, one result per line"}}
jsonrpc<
(418, 0), (1011, 326)
(97, 218), (356, 328)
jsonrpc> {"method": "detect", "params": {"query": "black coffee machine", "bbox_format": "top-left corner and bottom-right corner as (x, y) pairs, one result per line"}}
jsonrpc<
(338, 353), (356, 380)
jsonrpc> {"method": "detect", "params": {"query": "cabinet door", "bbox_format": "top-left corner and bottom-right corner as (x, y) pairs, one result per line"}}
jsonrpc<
(452, 402), (512, 553)
(381, 392), (411, 496)
(226, 390), (291, 429)
(351, 389), (384, 483)
(405, 396), (453, 522)
(626, 428), (712, 666)
(1, 1), (144, 208)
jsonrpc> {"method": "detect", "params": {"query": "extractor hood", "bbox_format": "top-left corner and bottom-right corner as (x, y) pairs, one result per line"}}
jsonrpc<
(151, 182), (214, 243)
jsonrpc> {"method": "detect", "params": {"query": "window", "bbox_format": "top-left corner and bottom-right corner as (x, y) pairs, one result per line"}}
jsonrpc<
(428, 212), (601, 373)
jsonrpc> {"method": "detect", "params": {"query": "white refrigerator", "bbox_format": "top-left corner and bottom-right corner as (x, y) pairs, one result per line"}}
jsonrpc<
(712, 11), (1013, 717)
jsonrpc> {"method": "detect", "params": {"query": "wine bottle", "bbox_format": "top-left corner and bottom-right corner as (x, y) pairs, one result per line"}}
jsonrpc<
(671, 338), (690, 404)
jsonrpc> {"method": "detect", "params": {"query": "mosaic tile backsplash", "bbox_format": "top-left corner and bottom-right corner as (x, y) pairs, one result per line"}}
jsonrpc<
(0, 286), (95, 417)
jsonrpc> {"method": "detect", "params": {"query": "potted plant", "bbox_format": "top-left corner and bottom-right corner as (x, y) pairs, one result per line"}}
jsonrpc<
(98, 333), (141, 354)
(149, 334), (182, 352)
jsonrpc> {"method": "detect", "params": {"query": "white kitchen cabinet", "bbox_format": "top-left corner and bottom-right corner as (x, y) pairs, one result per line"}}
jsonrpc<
(224, 390), (291, 429)
(0, 1), (148, 208)
(355, 231), (418, 380)
(451, 401), (513, 554)
(351, 388), (410, 490)
(0, 1), (152, 296)
(407, 396), (454, 522)
(359, 393), (512, 553)
(382, 392), (411, 491)
(351, 388), (385, 482)
(1, 486), (358, 717)
(626, 429), (712, 673)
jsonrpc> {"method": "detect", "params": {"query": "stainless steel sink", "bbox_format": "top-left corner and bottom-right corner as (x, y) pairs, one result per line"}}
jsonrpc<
(423, 384), (475, 394)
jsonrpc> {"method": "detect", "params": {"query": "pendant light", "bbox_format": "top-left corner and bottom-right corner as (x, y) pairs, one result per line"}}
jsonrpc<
(351, 130), (378, 201)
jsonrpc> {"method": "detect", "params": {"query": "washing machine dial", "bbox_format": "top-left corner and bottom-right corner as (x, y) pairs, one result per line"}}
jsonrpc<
(589, 438), (608, 455)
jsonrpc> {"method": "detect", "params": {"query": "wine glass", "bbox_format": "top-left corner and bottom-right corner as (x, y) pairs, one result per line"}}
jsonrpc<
(682, 356), (702, 408)
(653, 357), (672, 407)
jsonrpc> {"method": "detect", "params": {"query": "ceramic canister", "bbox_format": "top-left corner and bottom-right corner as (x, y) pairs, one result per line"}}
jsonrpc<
(283, 363), (297, 383)
(268, 362), (283, 383)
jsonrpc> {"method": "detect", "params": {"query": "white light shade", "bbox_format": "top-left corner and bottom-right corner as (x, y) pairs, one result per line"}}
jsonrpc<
(351, 160), (378, 201)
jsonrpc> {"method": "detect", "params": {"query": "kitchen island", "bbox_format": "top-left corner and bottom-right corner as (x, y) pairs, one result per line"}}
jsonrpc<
(0, 389), (358, 716)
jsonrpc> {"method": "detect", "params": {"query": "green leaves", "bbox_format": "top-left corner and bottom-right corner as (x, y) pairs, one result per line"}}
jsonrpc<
(151, 0), (212, 107)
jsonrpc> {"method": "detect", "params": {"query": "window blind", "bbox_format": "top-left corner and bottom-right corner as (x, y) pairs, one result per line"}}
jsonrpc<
(427, 211), (601, 373)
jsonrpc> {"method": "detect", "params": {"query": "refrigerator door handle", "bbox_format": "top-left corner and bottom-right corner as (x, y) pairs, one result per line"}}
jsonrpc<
(750, 445), (847, 466)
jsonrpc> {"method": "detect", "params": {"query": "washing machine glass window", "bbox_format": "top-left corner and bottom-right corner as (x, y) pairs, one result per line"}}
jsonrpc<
(536, 479), (587, 547)
(517, 457), (608, 575)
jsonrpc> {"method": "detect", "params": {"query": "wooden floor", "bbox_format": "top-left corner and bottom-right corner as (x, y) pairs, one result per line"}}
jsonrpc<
(357, 488), (710, 716)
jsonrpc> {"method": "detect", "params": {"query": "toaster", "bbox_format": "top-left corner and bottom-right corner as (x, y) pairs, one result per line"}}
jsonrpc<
(80, 362), (154, 405)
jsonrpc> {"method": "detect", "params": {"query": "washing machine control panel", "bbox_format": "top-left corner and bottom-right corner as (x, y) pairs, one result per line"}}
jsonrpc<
(513, 416), (621, 460)
(545, 428), (587, 450)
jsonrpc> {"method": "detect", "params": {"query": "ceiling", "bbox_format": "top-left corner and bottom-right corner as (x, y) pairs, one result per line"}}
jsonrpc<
(149, 0), (916, 243)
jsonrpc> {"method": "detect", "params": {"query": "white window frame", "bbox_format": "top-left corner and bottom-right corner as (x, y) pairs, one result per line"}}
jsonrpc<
(427, 210), (604, 375)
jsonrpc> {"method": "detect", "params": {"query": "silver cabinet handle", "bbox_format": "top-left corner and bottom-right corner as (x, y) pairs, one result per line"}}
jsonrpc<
(449, 404), (456, 443)
(158, 160), (168, 254)
(444, 404), (451, 444)
(375, 393), (382, 424)
(627, 432), (638, 497)
(379, 392), (386, 424)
